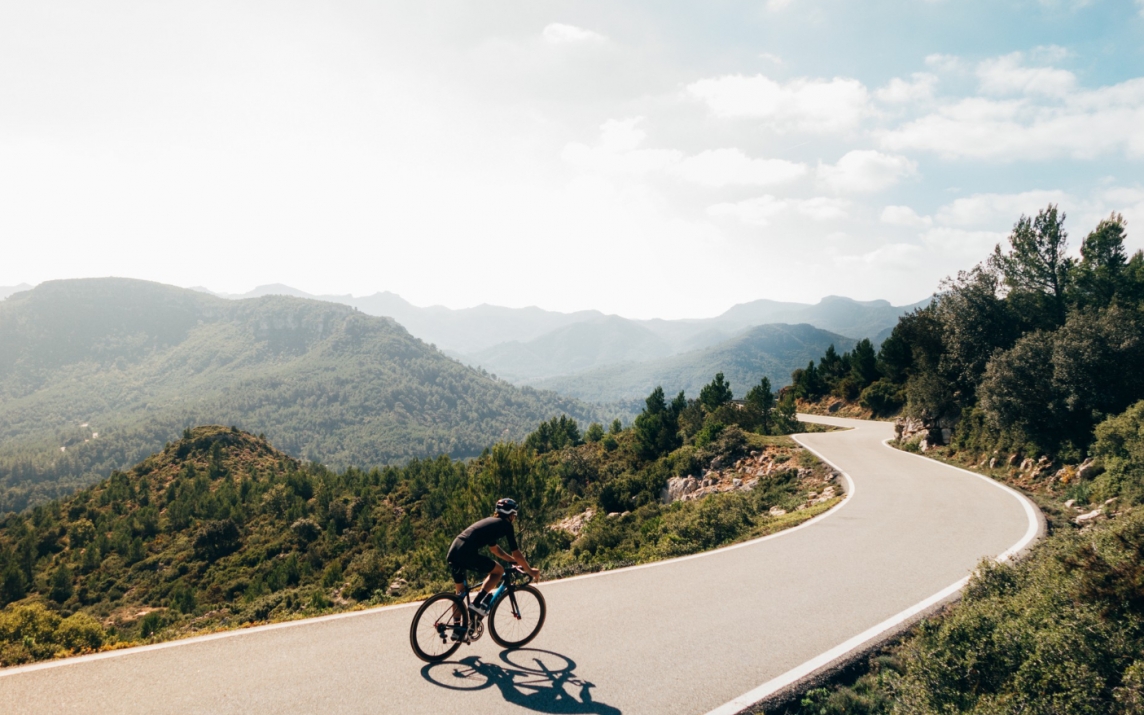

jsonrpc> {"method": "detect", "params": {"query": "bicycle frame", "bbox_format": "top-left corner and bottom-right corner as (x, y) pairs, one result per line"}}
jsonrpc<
(460, 564), (529, 618)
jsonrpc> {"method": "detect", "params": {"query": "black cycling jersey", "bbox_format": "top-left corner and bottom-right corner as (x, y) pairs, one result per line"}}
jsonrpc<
(450, 515), (518, 555)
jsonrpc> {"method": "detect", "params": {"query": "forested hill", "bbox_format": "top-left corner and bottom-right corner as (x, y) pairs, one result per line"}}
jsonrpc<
(0, 279), (598, 513)
(532, 323), (856, 403)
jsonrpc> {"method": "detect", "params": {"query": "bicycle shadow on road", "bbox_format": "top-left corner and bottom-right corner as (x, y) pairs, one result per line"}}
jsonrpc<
(421, 648), (621, 714)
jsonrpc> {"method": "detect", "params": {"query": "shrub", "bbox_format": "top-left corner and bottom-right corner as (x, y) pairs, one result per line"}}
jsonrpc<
(56, 612), (105, 651)
(138, 611), (164, 638)
(859, 379), (905, 416)
(345, 550), (392, 601)
(0, 603), (107, 665)
(290, 518), (322, 544)
(1092, 400), (1144, 505)
(693, 421), (724, 448)
(192, 519), (241, 561)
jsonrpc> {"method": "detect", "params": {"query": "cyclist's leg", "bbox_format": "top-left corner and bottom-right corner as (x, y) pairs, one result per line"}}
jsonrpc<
(447, 559), (468, 623)
(471, 554), (501, 604)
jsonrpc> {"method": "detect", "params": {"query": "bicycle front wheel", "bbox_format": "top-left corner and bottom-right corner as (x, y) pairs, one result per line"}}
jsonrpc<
(489, 585), (546, 649)
(410, 593), (467, 663)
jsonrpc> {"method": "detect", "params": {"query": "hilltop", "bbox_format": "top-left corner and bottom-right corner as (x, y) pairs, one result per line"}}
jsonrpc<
(0, 278), (598, 512)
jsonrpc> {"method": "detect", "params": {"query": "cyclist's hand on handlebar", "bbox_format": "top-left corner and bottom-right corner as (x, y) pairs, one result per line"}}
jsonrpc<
(526, 567), (540, 582)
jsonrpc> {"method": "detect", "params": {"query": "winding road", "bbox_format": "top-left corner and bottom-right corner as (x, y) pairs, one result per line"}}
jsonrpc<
(0, 415), (1040, 715)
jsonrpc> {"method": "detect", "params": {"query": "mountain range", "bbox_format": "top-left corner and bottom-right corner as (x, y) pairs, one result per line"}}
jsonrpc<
(0, 279), (598, 512)
(531, 323), (857, 403)
(192, 284), (927, 385)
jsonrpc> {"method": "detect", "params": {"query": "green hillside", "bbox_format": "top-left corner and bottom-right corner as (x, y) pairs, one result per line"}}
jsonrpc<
(532, 323), (857, 403)
(0, 279), (598, 513)
(0, 397), (836, 664)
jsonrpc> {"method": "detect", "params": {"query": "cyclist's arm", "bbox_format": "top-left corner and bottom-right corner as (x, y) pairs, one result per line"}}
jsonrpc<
(490, 545), (540, 581)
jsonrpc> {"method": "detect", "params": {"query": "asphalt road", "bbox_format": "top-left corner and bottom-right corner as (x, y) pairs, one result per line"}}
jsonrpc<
(0, 416), (1039, 715)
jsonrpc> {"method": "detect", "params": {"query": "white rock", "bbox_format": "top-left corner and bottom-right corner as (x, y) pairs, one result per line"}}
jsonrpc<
(1077, 458), (1102, 481)
(1075, 508), (1104, 525)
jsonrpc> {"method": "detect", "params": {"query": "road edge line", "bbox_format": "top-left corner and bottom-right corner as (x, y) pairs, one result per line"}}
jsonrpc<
(704, 428), (1043, 715)
(0, 601), (422, 678)
(706, 576), (969, 715)
(887, 441), (1043, 563)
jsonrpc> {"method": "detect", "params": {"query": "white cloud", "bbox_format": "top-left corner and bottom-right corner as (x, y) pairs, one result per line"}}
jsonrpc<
(818, 150), (917, 193)
(881, 205), (932, 227)
(977, 52), (1076, 97)
(920, 227), (1008, 262)
(542, 23), (607, 45)
(686, 74), (869, 132)
(1030, 45), (1072, 64)
(796, 197), (851, 221)
(669, 148), (807, 188)
(1100, 186), (1144, 206)
(880, 76), (1144, 160)
(563, 121), (806, 189)
(707, 195), (788, 226)
(835, 243), (926, 271)
(1138, 0), (1144, 17)
(766, 0), (795, 10)
(876, 73), (938, 104)
(934, 190), (1070, 227)
(925, 54), (961, 73)
(758, 52), (785, 65)
(706, 195), (849, 226)
(598, 117), (646, 152)
(561, 118), (681, 175)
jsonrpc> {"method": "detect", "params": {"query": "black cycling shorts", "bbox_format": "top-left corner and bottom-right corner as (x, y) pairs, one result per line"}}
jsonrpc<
(446, 548), (495, 584)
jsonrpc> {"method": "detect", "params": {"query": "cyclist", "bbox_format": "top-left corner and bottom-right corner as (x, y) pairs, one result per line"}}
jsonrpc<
(447, 497), (540, 617)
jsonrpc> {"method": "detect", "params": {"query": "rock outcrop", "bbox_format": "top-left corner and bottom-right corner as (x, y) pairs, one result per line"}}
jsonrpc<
(551, 509), (595, 537)
(660, 446), (841, 509)
(895, 416), (955, 451)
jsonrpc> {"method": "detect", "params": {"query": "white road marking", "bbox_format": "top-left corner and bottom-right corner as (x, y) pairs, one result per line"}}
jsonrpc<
(704, 422), (1042, 715)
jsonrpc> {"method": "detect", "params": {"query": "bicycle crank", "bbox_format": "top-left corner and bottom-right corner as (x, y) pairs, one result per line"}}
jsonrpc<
(465, 616), (485, 644)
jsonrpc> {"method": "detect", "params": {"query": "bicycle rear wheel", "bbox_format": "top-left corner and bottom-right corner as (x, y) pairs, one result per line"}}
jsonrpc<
(489, 585), (546, 649)
(410, 593), (468, 662)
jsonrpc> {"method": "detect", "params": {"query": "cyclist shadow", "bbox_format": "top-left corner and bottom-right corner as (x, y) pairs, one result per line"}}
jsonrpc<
(421, 648), (622, 714)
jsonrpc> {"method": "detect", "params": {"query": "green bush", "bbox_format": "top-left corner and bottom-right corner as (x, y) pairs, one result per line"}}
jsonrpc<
(1092, 400), (1144, 505)
(56, 612), (106, 651)
(859, 379), (905, 416)
(0, 603), (107, 665)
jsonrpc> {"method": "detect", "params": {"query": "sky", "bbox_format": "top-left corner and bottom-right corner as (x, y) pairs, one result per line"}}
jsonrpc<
(2, 1), (1143, 319)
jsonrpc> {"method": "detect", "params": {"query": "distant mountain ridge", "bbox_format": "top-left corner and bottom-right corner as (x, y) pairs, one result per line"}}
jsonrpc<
(0, 278), (599, 512)
(532, 323), (859, 403)
(713, 295), (925, 344)
(190, 284), (927, 385)
(194, 284), (604, 354)
(0, 284), (32, 301)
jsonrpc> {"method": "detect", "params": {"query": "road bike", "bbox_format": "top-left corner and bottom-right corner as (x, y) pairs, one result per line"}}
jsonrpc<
(409, 564), (546, 663)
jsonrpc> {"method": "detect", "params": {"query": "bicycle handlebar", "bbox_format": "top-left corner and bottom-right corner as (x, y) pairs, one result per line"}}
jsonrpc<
(505, 564), (534, 586)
